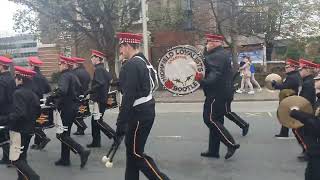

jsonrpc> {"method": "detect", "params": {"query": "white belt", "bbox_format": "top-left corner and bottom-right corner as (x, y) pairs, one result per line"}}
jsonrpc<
(133, 94), (152, 107)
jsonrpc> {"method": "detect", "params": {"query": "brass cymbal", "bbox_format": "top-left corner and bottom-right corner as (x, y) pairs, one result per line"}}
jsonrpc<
(265, 73), (282, 90)
(279, 89), (296, 102)
(278, 96), (313, 129)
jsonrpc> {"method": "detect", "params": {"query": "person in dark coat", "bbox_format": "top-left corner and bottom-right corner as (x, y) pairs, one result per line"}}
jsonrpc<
(293, 59), (317, 161)
(47, 56), (90, 168)
(28, 57), (52, 150)
(196, 34), (240, 160)
(115, 32), (170, 180)
(72, 57), (91, 135)
(272, 59), (301, 138)
(0, 56), (15, 166)
(86, 50), (115, 148)
(290, 73), (320, 180)
(5, 66), (40, 180)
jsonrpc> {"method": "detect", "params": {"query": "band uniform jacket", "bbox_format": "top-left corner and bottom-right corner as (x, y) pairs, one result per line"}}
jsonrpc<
(117, 53), (151, 130)
(201, 46), (233, 100)
(0, 71), (16, 124)
(290, 95), (320, 157)
(8, 82), (41, 134)
(90, 63), (112, 103)
(32, 68), (51, 99)
(299, 75), (316, 106)
(55, 69), (81, 117)
(274, 70), (301, 94)
(73, 66), (91, 95)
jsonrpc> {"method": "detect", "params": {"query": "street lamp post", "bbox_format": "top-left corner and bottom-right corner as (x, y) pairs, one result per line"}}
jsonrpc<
(141, 0), (149, 58)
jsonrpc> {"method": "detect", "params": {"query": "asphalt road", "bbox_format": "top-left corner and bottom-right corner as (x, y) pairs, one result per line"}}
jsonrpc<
(0, 101), (306, 180)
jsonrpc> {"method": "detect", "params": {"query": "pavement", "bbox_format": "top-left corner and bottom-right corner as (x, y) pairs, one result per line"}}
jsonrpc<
(154, 88), (279, 103)
(0, 101), (305, 180)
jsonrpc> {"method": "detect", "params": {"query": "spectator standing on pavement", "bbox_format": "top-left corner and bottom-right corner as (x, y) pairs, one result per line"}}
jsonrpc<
(249, 57), (262, 92)
(236, 56), (254, 94)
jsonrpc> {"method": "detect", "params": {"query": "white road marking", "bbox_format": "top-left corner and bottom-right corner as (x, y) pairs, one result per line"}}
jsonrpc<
(268, 112), (273, 118)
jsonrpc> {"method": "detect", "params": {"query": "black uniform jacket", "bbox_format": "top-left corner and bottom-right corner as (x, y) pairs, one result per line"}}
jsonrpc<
(300, 75), (316, 106)
(73, 66), (91, 94)
(274, 70), (301, 94)
(117, 53), (151, 129)
(91, 63), (112, 103)
(0, 71), (16, 116)
(32, 68), (51, 99)
(55, 69), (81, 113)
(8, 82), (41, 134)
(290, 96), (320, 157)
(201, 46), (233, 100)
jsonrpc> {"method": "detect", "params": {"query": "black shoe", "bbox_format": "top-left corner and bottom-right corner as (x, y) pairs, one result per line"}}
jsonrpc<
(200, 151), (220, 158)
(297, 152), (309, 162)
(242, 124), (249, 136)
(80, 150), (91, 168)
(73, 131), (85, 136)
(275, 134), (289, 138)
(55, 159), (71, 166)
(39, 138), (51, 150)
(86, 143), (101, 148)
(225, 144), (240, 160)
(0, 159), (10, 165)
(30, 144), (40, 150)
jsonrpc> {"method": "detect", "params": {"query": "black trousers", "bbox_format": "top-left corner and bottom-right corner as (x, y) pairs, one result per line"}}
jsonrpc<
(13, 134), (40, 180)
(125, 100), (169, 180)
(34, 128), (47, 145)
(203, 97), (237, 155)
(305, 156), (320, 180)
(224, 99), (248, 129)
(58, 108), (85, 162)
(74, 117), (87, 132)
(91, 102), (115, 145)
(0, 129), (9, 161)
(293, 128), (307, 152)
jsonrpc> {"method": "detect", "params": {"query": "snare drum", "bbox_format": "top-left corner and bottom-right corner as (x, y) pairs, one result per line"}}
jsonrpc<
(77, 98), (91, 118)
(106, 90), (118, 109)
(36, 105), (54, 129)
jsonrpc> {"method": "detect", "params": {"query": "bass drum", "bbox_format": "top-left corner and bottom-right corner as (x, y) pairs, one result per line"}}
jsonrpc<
(158, 45), (206, 95)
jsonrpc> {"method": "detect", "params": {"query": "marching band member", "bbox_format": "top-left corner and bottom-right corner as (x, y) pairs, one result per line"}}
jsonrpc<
(116, 32), (170, 180)
(294, 59), (317, 161)
(86, 50), (115, 148)
(0, 56), (15, 166)
(272, 59), (301, 138)
(8, 66), (40, 180)
(72, 57), (91, 136)
(28, 57), (52, 150)
(197, 34), (240, 159)
(47, 56), (90, 167)
(289, 74), (320, 180)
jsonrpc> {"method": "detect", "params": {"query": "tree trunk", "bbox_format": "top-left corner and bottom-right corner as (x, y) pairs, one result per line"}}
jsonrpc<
(266, 41), (274, 61)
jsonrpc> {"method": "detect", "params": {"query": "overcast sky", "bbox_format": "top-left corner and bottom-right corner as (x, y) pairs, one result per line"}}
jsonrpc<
(0, 0), (20, 36)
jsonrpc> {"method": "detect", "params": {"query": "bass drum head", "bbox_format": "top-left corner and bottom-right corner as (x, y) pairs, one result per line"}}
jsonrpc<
(158, 45), (205, 95)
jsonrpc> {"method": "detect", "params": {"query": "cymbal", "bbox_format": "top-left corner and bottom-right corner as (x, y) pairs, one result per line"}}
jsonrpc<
(265, 73), (282, 90)
(279, 89), (296, 102)
(278, 96), (313, 128)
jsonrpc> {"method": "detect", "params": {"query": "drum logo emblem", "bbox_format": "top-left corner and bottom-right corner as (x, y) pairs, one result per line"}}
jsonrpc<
(37, 114), (49, 125)
(79, 105), (88, 113)
(158, 45), (205, 95)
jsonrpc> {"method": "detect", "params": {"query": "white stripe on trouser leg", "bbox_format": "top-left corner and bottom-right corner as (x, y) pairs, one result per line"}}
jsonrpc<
(209, 99), (235, 146)
(132, 121), (163, 180)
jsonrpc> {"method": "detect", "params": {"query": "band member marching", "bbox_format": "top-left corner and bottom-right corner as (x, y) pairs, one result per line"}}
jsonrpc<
(5, 66), (40, 180)
(86, 50), (116, 148)
(46, 56), (90, 167)
(294, 59), (317, 161)
(72, 57), (91, 136)
(0, 56), (15, 166)
(272, 59), (301, 138)
(116, 32), (170, 180)
(197, 34), (240, 159)
(28, 57), (52, 150)
(289, 74), (320, 180)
